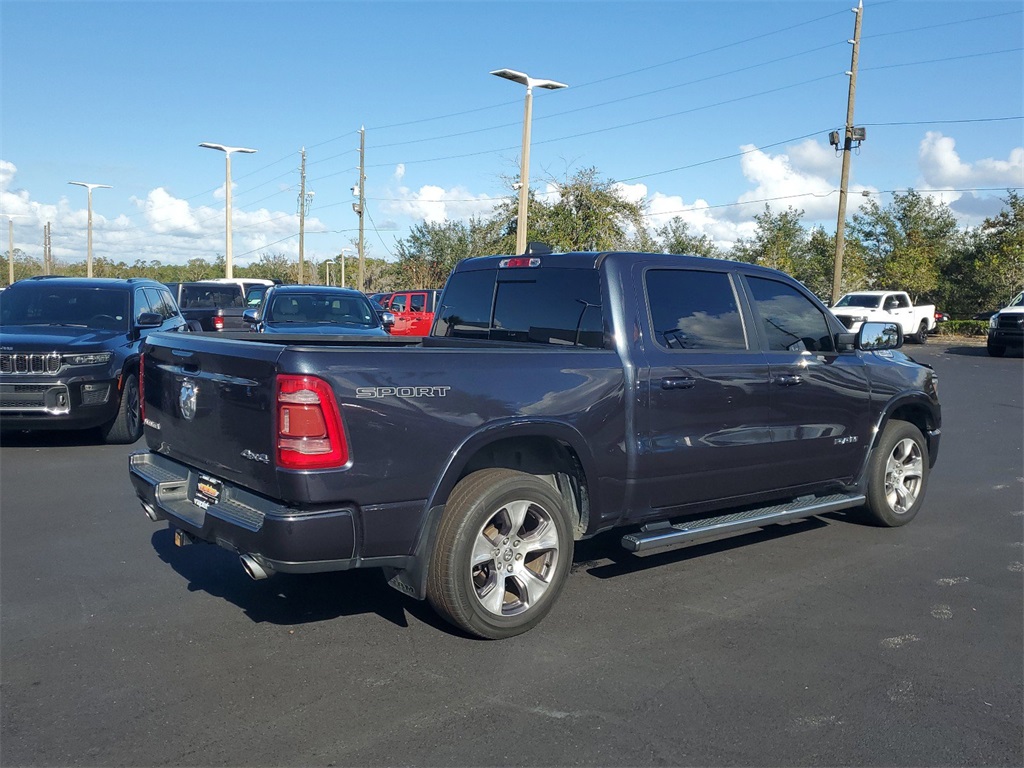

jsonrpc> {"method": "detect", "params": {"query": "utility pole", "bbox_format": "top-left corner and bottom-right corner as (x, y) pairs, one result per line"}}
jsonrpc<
(297, 147), (308, 284)
(7, 218), (13, 286)
(831, 0), (865, 305)
(355, 127), (366, 292)
(44, 222), (51, 274)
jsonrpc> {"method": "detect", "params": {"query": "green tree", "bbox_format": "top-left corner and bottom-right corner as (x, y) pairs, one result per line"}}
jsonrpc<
(975, 190), (1024, 305)
(732, 205), (808, 275)
(848, 190), (958, 301)
(654, 217), (720, 258)
(794, 226), (869, 302)
(543, 167), (647, 252)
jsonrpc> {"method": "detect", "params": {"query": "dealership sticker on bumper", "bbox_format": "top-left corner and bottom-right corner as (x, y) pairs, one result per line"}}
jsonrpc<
(193, 474), (223, 510)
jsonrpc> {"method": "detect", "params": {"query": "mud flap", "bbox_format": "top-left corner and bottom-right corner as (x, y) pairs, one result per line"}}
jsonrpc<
(382, 504), (445, 601)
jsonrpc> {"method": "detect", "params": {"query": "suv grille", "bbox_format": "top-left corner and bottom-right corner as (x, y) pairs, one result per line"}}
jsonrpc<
(0, 353), (62, 375)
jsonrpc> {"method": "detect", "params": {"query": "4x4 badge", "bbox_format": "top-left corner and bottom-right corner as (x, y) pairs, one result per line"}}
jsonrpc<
(179, 379), (198, 421)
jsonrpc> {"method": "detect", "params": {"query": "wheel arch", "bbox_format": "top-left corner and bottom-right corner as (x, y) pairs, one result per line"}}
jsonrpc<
(384, 421), (597, 603)
(856, 392), (940, 490)
(427, 421), (596, 539)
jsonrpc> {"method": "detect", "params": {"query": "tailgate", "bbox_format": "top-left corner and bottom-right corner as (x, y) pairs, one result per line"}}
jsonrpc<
(142, 333), (284, 498)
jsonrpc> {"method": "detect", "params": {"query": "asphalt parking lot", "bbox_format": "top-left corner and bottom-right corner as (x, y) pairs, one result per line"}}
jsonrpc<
(1, 340), (1021, 767)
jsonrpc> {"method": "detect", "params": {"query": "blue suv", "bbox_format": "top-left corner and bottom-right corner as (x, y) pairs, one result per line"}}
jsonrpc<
(0, 276), (187, 443)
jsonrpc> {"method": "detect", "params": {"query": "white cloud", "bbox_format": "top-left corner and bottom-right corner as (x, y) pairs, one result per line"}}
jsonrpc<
(787, 139), (837, 178)
(381, 184), (499, 225)
(916, 132), (1023, 222)
(918, 131), (1024, 188)
(393, 164), (406, 182)
(138, 187), (199, 234)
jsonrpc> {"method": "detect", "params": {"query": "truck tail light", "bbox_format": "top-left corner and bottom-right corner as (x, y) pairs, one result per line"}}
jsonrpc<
(275, 374), (348, 469)
(213, 316), (225, 331)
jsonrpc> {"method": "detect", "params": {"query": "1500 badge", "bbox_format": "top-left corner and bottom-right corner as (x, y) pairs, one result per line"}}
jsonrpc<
(356, 386), (451, 398)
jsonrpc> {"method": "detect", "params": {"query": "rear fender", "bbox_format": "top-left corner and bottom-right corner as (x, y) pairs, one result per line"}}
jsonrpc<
(383, 419), (599, 601)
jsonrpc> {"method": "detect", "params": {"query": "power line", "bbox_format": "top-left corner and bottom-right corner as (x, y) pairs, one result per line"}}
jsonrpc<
(864, 8), (1023, 39)
(861, 47), (1023, 73)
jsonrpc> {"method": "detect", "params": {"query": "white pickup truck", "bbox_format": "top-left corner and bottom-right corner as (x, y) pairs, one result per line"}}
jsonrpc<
(831, 291), (936, 343)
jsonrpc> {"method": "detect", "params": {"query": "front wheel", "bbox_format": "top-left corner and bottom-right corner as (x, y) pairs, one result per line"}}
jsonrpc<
(426, 468), (574, 639)
(99, 373), (142, 444)
(987, 341), (1006, 357)
(862, 420), (928, 527)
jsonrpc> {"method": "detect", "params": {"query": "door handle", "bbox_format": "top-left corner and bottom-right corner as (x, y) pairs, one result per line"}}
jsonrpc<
(774, 374), (803, 387)
(661, 376), (696, 390)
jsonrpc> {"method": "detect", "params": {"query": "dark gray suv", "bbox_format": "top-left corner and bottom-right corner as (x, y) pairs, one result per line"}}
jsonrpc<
(0, 276), (187, 443)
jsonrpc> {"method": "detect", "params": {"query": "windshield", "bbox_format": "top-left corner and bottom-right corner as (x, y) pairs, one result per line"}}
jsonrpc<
(834, 294), (881, 309)
(266, 292), (379, 327)
(0, 285), (129, 330)
(1008, 291), (1024, 308)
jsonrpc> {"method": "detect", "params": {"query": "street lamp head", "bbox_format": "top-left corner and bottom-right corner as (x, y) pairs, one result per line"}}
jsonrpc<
(490, 68), (568, 91)
(68, 181), (112, 191)
(199, 142), (258, 155)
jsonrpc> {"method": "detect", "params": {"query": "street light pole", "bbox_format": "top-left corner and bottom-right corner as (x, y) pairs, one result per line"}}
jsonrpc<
(67, 182), (111, 278)
(339, 247), (353, 288)
(200, 142), (257, 279)
(490, 69), (568, 254)
(2, 214), (28, 286)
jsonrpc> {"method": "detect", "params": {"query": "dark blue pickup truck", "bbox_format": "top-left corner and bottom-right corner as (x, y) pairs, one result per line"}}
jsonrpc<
(129, 250), (941, 638)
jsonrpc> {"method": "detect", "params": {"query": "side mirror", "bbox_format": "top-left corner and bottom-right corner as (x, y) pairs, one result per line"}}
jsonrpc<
(381, 311), (396, 330)
(242, 309), (258, 324)
(136, 312), (163, 328)
(858, 321), (902, 351)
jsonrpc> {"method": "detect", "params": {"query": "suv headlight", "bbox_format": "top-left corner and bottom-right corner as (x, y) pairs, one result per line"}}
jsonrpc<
(65, 352), (113, 366)
(989, 314), (999, 329)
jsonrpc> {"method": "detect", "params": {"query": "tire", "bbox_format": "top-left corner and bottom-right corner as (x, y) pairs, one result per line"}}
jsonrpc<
(862, 420), (928, 527)
(914, 321), (928, 344)
(100, 373), (142, 444)
(426, 468), (574, 639)
(987, 341), (1006, 357)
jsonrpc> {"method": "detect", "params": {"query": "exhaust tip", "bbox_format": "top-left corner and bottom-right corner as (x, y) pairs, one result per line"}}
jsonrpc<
(240, 554), (270, 580)
(141, 502), (160, 522)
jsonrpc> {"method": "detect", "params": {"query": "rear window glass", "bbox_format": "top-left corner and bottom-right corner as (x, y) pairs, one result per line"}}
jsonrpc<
(180, 285), (243, 309)
(435, 267), (605, 348)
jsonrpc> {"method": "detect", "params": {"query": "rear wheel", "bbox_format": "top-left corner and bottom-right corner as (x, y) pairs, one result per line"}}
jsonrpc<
(862, 420), (928, 527)
(426, 468), (574, 639)
(914, 320), (929, 344)
(100, 373), (142, 444)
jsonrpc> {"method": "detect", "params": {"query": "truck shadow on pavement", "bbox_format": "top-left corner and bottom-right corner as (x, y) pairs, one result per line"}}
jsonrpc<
(150, 528), (452, 634)
(151, 514), (850, 636)
(0, 428), (113, 447)
(574, 516), (832, 579)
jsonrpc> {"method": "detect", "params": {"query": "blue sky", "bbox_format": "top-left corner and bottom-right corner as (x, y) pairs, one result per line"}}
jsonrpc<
(2, 0), (1022, 270)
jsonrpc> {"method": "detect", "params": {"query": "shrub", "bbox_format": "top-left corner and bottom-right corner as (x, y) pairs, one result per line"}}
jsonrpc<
(935, 320), (989, 337)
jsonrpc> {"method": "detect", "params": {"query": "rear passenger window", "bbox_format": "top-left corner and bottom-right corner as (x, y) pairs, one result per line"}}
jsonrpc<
(747, 277), (835, 353)
(646, 269), (746, 350)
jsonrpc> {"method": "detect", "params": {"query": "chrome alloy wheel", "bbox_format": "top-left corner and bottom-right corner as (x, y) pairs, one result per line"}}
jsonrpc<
(884, 437), (924, 514)
(469, 498), (561, 617)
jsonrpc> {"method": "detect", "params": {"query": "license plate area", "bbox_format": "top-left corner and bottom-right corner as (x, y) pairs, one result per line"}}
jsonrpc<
(192, 473), (224, 510)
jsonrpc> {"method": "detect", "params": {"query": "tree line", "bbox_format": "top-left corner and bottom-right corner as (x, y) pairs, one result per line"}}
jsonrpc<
(4, 169), (1020, 317)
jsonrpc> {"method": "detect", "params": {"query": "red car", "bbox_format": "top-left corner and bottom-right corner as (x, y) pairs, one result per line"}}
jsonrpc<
(380, 290), (441, 336)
